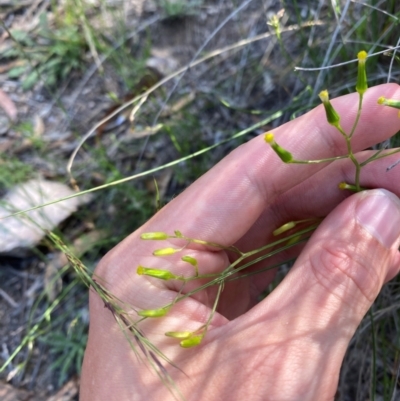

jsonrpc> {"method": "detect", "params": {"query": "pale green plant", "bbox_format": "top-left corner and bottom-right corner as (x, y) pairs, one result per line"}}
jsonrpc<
(2, 47), (400, 400)
(130, 51), (400, 355)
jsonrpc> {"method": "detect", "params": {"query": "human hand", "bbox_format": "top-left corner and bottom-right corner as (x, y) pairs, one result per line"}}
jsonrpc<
(80, 83), (400, 401)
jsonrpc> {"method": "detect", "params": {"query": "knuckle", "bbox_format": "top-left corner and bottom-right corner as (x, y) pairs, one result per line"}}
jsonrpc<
(308, 240), (381, 304)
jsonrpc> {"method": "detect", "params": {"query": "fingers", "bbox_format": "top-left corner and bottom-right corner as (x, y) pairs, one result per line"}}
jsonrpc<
(236, 149), (400, 252)
(234, 189), (400, 399)
(143, 84), (400, 247)
(269, 188), (400, 318)
(272, 151), (400, 221)
(97, 85), (400, 307)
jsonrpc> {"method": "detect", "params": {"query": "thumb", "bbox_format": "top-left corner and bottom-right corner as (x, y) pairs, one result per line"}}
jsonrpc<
(288, 188), (400, 319)
(242, 189), (400, 400)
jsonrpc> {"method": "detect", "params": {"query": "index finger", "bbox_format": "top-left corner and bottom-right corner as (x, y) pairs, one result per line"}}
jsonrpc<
(142, 84), (400, 246)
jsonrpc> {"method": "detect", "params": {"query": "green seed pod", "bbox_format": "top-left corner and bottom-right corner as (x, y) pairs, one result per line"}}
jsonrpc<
(140, 232), (169, 240)
(180, 335), (203, 348)
(264, 133), (293, 163)
(137, 266), (177, 280)
(356, 50), (368, 95)
(319, 90), (341, 129)
(153, 247), (179, 256)
(138, 307), (169, 318)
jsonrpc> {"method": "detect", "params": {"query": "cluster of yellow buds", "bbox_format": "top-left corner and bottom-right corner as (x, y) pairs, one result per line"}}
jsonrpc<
(265, 50), (372, 163)
(136, 232), (203, 341)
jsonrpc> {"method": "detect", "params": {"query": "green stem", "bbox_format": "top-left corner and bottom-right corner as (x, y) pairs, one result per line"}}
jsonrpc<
(141, 224), (320, 316)
(360, 148), (386, 166)
(346, 137), (361, 191)
(349, 94), (364, 139)
(337, 125), (349, 139)
(196, 283), (224, 337)
(360, 148), (400, 167)
(291, 155), (348, 164)
(185, 237), (243, 255)
(1, 111), (284, 222)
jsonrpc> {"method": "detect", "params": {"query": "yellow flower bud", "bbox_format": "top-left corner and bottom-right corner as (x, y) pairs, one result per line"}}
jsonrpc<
(319, 90), (341, 129)
(319, 90), (329, 103)
(153, 247), (179, 256)
(165, 331), (193, 339)
(181, 256), (198, 266)
(377, 96), (386, 105)
(273, 221), (296, 236)
(180, 335), (203, 348)
(137, 266), (178, 280)
(182, 255), (199, 277)
(356, 50), (368, 95)
(377, 96), (400, 109)
(264, 132), (274, 143)
(357, 50), (368, 60)
(338, 182), (360, 192)
(286, 234), (302, 246)
(140, 232), (169, 240)
(138, 307), (169, 318)
(264, 133), (293, 163)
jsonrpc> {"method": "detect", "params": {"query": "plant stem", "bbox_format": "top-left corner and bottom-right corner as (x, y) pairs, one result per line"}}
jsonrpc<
(360, 148), (400, 167)
(345, 137), (362, 191)
(292, 155), (348, 164)
(349, 94), (364, 139)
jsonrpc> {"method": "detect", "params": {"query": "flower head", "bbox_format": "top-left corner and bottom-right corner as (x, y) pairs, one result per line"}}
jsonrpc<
(318, 90), (341, 129)
(137, 266), (178, 280)
(356, 50), (368, 95)
(264, 133), (293, 163)
(138, 307), (170, 318)
(140, 232), (169, 240)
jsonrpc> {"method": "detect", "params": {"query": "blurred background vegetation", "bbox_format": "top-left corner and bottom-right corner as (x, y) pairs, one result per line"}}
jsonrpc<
(0, 0), (399, 399)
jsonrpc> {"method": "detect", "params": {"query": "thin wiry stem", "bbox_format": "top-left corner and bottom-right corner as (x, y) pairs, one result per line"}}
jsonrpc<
(1, 112), (283, 221)
(295, 44), (400, 71)
(66, 20), (324, 184)
(308, 0), (352, 103)
(350, 0), (399, 22)
(387, 35), (400, 84)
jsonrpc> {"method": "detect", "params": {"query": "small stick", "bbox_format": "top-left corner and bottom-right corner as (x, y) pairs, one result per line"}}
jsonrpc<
(386, 159), (400, 172)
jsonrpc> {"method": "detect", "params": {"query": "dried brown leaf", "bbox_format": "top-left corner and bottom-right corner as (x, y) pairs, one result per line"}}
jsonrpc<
(0, 89), (17, 122)
(0, 179), (91, 253)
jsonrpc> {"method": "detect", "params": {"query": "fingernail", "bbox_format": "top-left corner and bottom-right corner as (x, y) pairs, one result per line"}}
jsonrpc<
(356, 189), (400, 248)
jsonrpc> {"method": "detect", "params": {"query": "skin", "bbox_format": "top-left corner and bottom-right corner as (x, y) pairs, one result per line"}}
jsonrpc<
(81, 83), (400, 401)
